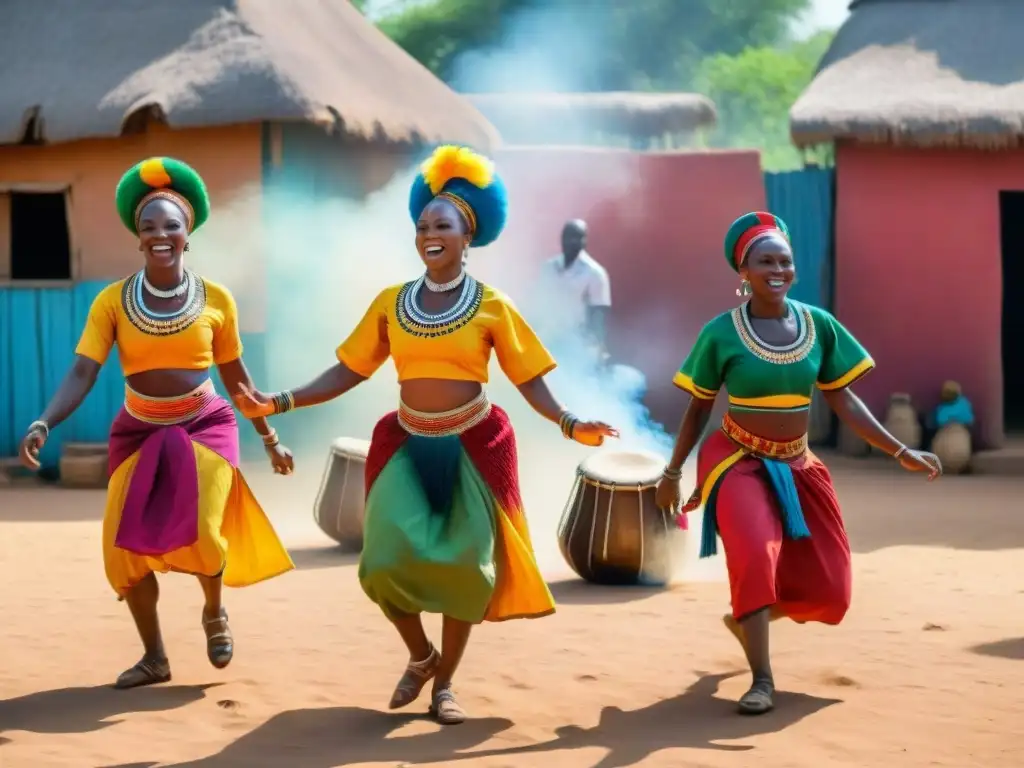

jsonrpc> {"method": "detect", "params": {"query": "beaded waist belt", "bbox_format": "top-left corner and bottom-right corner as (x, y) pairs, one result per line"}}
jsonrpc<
(124, 379), (216, 425)
(721, 412), (806, 460)
(398, 391), (492, 437)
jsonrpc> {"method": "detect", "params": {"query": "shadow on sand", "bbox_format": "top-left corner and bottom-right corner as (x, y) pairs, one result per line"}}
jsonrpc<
(139, 707), (513, 768)
(969, 637), (1024, 661)
(117, 672), (839, 768)
(547, 578), (670, 606)
(0, 683), (218, 736)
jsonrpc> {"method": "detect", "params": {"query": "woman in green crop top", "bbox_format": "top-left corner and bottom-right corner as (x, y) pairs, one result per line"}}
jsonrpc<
(656, 211), (941, 716)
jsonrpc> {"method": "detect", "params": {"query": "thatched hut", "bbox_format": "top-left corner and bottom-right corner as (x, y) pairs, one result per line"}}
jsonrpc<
(789, 0), (1024, 449)
(466, 92), (716, 149)
(0, 0), (496, 465)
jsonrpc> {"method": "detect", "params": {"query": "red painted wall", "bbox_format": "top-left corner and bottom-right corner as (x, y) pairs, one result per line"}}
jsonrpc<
(835, 143), (1008, 449)
(475, 147), (766, 427)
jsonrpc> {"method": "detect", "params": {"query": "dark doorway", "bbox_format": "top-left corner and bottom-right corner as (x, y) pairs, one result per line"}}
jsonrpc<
(998, 191), (1024, 430)
(10, 191), (71, 280)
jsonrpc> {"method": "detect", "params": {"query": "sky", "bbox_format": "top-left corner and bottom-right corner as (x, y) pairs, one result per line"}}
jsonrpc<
(364, 0), (852, 38)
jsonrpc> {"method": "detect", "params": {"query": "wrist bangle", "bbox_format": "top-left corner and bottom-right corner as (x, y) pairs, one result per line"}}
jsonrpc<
(28, 419), (49, 439)
(662, 466), (683, 480)
(272, 391), (296, 414)
(262, 428), (280, 448)
(892, 445), (907, 459)
(557, 410), (579, 441)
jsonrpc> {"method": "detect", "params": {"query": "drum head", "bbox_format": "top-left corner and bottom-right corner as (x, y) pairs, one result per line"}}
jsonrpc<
(579, 449), (665, 485)
(329, 436), (371, 459)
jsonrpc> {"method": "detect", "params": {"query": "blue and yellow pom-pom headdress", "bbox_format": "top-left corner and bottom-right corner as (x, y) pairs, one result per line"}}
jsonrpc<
(408, 145), (508, 248)
(115, 157), (211, 235)
(724, 211), (791, 272)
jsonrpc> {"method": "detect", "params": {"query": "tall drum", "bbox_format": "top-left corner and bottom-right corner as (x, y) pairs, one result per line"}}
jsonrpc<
(557, 450), (680, 586)
(313, 437), (371, 551)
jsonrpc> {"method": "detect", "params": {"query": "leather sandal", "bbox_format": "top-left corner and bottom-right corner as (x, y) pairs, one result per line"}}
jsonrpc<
(429, 684), (467, 725)
(737, 676), (775, 715)
(203, 608), (234, 669)
(389, 645), (440, 710)
(114, 657), (171, 689)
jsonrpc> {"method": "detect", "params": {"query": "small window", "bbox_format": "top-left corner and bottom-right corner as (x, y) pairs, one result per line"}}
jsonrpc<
(8, 191), (72, 281)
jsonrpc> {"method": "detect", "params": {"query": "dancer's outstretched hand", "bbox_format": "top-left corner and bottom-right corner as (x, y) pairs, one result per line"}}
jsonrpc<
(573, 421), (619, 447)
(234, 382), (276, 419)
(18, 426), (46, 471)
(899, 449), (942, 480)
(268, 443), (295, 475)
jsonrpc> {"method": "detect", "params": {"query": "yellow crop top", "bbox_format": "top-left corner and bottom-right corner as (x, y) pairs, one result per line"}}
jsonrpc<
(335, 278), (556, 385)
(74, 270), (243, 375)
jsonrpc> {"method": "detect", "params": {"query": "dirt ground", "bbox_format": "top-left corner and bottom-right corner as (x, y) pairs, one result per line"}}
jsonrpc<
(1, 451), (1022, 768)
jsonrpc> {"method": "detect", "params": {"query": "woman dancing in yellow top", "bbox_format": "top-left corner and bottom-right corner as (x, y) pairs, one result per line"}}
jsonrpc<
(19, 157), (294, 689)
(236, 146), (618, 724)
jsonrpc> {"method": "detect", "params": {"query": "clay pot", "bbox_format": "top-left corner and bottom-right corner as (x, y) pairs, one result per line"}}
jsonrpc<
(883, 393), (921, 451)
(932, 422), (972, 475)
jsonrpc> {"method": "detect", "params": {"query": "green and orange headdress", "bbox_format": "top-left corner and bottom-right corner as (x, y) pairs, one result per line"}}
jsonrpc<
(408, 145), (508, 248)
(723, 211), (791, 272)
(115, 157), (211, 235)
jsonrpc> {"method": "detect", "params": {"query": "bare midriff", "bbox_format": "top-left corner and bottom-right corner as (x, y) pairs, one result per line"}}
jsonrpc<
(727, 408), (810, 444)
(399, 378), (483, 413)
(126, 368), (211, 398)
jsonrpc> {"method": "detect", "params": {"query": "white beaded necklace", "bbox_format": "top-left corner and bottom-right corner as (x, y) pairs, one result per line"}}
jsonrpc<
(142, 271), (188, 298)
(424, 269), (466, 293)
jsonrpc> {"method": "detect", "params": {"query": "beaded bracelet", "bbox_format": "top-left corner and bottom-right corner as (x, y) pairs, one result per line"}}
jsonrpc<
(262, 428), (281, 448)
(272, 390), (296, 414)
(558, 410), (579, 441)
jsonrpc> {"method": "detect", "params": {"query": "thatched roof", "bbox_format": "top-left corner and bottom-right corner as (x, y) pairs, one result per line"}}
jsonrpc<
(466, 92), (716, 141)
(790, 0), (1024, 149)
(0, 0), (497, 149)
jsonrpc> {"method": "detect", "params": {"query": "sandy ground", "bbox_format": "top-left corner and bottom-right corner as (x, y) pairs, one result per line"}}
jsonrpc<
(2, 450), (1023, 768)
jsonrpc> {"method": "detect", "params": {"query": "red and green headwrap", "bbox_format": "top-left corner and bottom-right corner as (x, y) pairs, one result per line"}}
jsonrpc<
(115, 157), (211, 235)
(723, 211), (790, 272)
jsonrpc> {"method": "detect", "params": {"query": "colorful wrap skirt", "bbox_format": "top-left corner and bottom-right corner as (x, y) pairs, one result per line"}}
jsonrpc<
(102, 381), (294, 597)
(682, 413), (851, 624)
(359, 392), (555, 624)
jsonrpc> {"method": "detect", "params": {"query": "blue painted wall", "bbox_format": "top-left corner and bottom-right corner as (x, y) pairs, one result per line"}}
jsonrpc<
(0, 281), (267, 470)
(763, 167), (835, 309)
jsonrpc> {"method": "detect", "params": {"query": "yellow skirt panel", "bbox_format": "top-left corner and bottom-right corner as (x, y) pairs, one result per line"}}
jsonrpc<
(484, 502), (556, 622)
(102, 442), (294, 596)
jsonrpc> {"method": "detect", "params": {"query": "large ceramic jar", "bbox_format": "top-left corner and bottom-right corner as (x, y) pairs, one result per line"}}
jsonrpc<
(932, 422), (972, 475)
(883, 393), (922, 450)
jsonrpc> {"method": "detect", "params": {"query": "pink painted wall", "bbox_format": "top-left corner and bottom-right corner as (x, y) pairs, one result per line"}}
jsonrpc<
(835, 143), (1009, 449)
(476, 148), (766, 427)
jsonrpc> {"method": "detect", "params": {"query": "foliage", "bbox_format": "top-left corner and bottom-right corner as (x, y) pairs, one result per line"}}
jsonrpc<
(694, 30), (835, 171)
(378, 0), (810, 90)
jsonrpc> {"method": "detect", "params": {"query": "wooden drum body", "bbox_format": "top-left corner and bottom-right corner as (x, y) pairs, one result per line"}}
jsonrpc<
(313, 437), (370, 551)
(557, 450), (678, 586)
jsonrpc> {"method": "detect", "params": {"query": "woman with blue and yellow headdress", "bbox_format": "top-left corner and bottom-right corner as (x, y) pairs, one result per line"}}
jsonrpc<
(653, 211), (942, 715)
(236, 145), (618, 724)
(18, 157), (295, 689)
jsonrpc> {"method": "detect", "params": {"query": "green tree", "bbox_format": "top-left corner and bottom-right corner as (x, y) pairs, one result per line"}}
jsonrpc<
(694, 30), (833, 171)
(377, 0), (810, 91)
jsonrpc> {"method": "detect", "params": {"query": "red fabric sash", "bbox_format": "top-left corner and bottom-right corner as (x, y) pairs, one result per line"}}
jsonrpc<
(365, 404), (522, 516)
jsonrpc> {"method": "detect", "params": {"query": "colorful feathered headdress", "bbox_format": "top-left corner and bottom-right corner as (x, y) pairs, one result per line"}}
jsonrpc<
(408, 145), (508, 248)
(115, 157), (211, 234)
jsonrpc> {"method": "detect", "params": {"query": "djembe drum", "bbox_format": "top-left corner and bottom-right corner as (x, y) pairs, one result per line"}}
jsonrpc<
(557, 450), (679, 586)
(313, 436), (370, 551)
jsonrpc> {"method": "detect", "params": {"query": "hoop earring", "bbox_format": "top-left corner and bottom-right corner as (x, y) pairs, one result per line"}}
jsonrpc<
(735, 279), (752, 297)
(184, 242), (190, 252)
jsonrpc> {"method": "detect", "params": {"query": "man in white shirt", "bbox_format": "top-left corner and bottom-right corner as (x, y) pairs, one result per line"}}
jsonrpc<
(537, 219), (612, 364)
